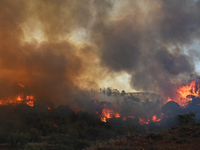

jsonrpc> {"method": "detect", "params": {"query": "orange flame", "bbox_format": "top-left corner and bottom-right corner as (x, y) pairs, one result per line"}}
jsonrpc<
(101, 117), (107, 122)
(128, 116), (135, 118)
(122, 116), (126, 121)
(138, 114), (163, 125)
(0, 92), (35, 107)
(26, 100), (34, 107)
(168, 80), (200, 107)
(100, 108), (121, 122)
(151, 114), (163, 122)
(17, 92), (24, 101)
(115, 113), (121, 118)
(138, 117), (150, 125)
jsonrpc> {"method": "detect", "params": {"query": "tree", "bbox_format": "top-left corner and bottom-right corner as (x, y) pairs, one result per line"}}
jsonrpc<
(178, 111), (196, 125)
(106, 88), (112, 96)
(29, 128), (42, 142)
(121, 90), (126, 96)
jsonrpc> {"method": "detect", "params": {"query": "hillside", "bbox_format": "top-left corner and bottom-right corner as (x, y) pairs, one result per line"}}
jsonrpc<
(90, 124), (200, 150)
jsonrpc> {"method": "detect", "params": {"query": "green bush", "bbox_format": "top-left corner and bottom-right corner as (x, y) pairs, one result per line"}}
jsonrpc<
(57, 118), (68, 126)
(29, 128), (42, 142)
(23, 114), (43, 126)
(75, 139), (91, 150)
(8, 131), (30, 148)
(5, 119), (23, 132)
(178, 112), (196, 125)
(128, 125), (139, 135)
(57, 125), (69, 134)
(116, 126), (126, 136)
(37, 121), (53, 136)
(48, 134), (71, 145)
(0, 132), (9, 143)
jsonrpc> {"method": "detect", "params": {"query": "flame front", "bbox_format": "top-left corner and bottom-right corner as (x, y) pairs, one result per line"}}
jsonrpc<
(138, 114), (163, 125)
(0, 91), (35, 107)
(168, 80), (200, 107)
(100, 108), (121, 122)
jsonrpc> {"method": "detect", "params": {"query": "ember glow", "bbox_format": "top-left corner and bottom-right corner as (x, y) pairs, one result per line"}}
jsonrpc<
(168, 79), (200, 107)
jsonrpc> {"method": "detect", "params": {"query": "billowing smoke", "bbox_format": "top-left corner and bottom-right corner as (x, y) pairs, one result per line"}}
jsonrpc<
(0, 0), (102, 105)
(91, 0), (200, 100)
(0, 0), (200, 108)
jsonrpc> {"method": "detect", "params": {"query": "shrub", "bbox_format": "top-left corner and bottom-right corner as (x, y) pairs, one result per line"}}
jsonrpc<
(37, 121), (53, 136)
(48, 134), (71, 145)
(178, 112), (196, 125)
(116, 126), (126, 136)
(0, 132), (9, 143)
(23, 114), (43, 125)
(147, 133), (163, 140)
(5, 119), (23, 132)
(57, 118), (68, 126)
(128, 125), (139, 135)
(8, 131), (30, 148)
(57, 125), (69, 134)
(50, 144), (74, 150)
(29, 128), (42, 142)
(19, 144), (46, 150)
(75, 139), (91, 150)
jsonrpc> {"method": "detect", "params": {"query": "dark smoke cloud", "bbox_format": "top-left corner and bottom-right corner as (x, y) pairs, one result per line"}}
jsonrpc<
(0, 0), (200, 108)
(91, 0), (200, 100)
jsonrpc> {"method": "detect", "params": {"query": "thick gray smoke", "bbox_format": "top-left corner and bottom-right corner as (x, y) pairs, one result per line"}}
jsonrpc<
(91, 0), (200, 99)
(0, 0), (200, 107)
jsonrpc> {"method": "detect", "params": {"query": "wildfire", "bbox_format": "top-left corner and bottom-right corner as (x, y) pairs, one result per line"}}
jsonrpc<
(168, 79), (200, 107)
(151, 114), (163, 122)
(0, 84), (35, 107)
(138, 114), (163, 125)
(122, 117), (126, 121)
(100, 108), (121, 122)
(139, 117), (150, 125)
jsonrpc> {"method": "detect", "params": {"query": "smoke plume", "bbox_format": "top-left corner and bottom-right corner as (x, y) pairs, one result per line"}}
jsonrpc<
(0, 0), (200, 106)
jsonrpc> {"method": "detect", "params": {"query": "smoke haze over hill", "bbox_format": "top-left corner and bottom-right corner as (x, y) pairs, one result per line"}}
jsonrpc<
(0, 0), (200, 106)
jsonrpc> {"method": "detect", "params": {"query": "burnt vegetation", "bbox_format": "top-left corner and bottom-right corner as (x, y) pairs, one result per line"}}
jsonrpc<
(0, 96), (200, 149)
(0, 101), (141, 150)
